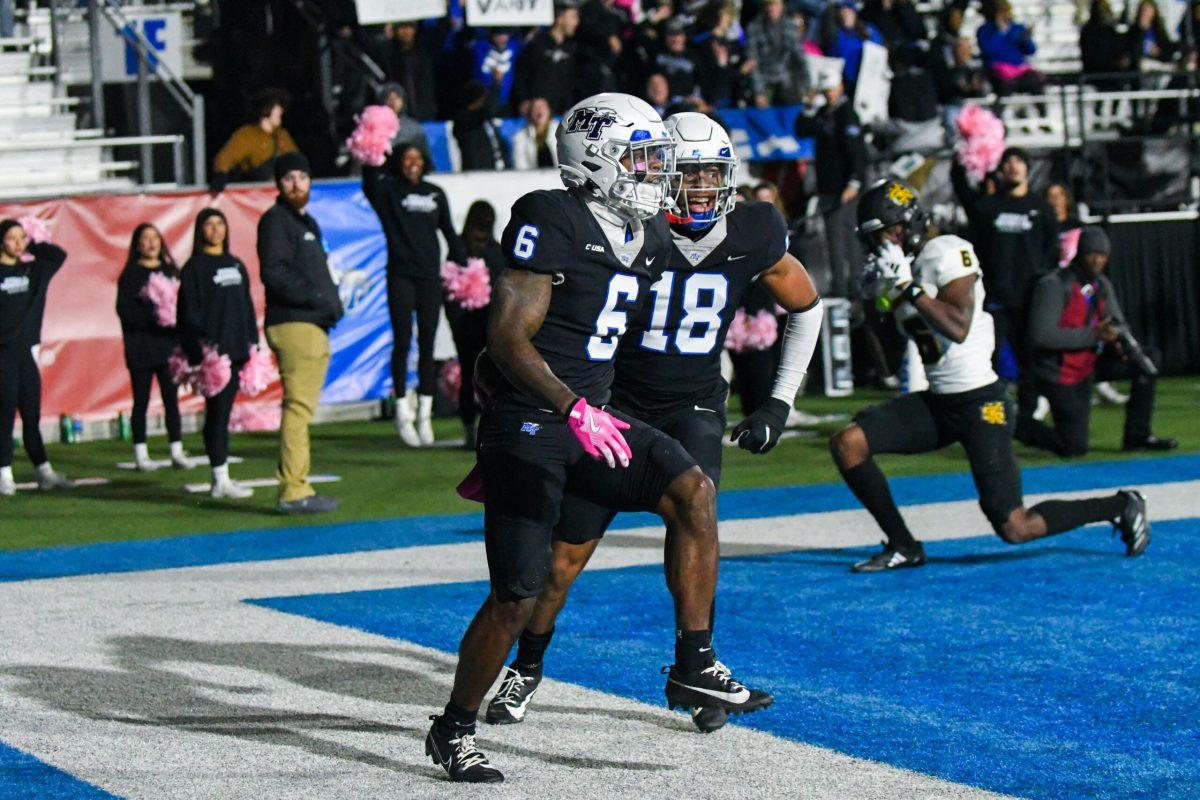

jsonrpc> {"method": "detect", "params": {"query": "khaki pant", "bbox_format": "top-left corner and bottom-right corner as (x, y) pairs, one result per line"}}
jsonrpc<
(266, 322), (331, 503)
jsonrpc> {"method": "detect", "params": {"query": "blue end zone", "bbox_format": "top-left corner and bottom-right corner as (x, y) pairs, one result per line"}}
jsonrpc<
(0, 741), (118, 799)
(253, 519), (1200, 800)
(2, 454), (1197, 583)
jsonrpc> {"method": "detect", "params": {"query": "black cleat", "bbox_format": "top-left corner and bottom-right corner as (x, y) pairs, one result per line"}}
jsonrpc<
(690, 705), (729, 733)
(852, 541), (926, 573)
(1114, 490), (1150, 557)
(485, 665), (542, 725)
(664, 661), (773, 715)
(1122, 435), (1178, 452)
(425, 715), (504, 783)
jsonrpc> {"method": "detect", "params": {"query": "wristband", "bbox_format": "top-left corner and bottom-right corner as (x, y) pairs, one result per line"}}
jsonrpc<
(897, 283), (926, 306)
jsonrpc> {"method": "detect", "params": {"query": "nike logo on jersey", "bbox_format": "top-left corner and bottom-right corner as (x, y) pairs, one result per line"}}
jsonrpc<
(645, 256), (656, 267)
(669, 676), (751, 704)
(726, 254), (748, 261)
(694, 406), (718, 414)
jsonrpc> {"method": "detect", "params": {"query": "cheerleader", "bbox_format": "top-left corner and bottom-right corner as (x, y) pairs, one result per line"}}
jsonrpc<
(0, 219), (69, 496)
(116, 223), (189, 470)
(177, 208), (258, 499)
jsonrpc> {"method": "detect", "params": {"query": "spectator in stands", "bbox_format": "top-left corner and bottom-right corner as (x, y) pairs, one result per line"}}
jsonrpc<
(952, 147), (1058, 414)
(645, 72), (672, 117)
(115, 224), (187, 472)
(453, 81), (510, 171)
(794, 75), (868, 297)
(473, 29), (521, 113)
(0, 220), (69, 497)
(976, 0), (1044, 95)
(821, 0), (884, 90)
(655, 19), (701, 100)
(885, 43), (944, 153)
(934, 37), (988, 137)
(445, 201), (504, 448)
(511, 97), (559, 170)
(695, 5), (753, 107)
(1125, 0), (1175, 72)
(753, 180), (787, 216)
(1080, 0), (1130, 81)
(511, 1), (580, 115)
(577, 0), (628, 97)
(177, 209), (258, 500)
(382, 22), (438, 121)
(361, 144), (467, 447)
(933, 3), (966, 63)
(258, 152), (344, 515)
(212, 88), (299, 185)
(745, 0), (811, 106)
(378, 83), (433, 169)
(1046, 182), (1083, 234)
(1019, 226), (1177, 455)
(861, 0), (925, 53)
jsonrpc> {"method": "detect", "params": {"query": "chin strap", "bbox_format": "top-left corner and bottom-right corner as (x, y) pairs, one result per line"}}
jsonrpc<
(770, 298), (824, 406)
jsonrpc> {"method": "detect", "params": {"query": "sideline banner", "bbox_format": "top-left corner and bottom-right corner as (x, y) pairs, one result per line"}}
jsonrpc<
(0, 170), (561, 421)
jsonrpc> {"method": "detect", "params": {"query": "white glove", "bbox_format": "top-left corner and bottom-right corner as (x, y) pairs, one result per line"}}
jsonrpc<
(875, 241), (913, 286)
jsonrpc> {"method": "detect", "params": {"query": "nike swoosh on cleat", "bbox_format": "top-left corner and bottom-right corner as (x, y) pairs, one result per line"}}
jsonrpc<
(670, 678), (751, 704)
(694, 405), (717, 413)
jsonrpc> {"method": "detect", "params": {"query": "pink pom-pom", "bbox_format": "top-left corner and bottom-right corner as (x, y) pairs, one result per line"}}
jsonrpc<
(238, 346), (277, 397)
(140, 270), (180, 328)
(441, 258), (492, 310)
(346, 104), (400, 166)
(168, 347), (193, 388)
(229, 402), (282, 433)
(725, 309), (777, 353)
(1058, 227), (1082, 267)
(438, 358), (462, 405)
(197, 345), (232, 398)
(955, 105), (1007, 183)
(16, 215), (50, 243)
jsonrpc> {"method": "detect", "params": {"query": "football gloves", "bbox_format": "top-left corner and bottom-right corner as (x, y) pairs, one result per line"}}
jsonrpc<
(730, 397), (790, 454)
(568, 398), (633, 468)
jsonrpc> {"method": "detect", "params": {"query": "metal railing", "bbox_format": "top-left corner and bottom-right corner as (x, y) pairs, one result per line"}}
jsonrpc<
(80, 0), (207, 185)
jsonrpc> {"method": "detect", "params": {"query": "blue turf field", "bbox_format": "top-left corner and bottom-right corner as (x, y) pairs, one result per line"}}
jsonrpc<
(257, 520), (1200, 800)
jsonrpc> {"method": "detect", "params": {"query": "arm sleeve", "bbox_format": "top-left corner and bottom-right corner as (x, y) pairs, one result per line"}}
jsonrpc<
(438, 190), (468, 265)
(1028, 276), (1098, 351)
(500, 193), (572, 275)
(213, 128), (250, 174)
(771, 299), (824, 405)
(1100, 276), (1127, 326)
(115, 269), (151, 330)
(27, 242), (67, 276)
(256, 214), (316, 310)
(176, 264), (204, 362)
(361, 165), (383, 207)
(1016, 25), (1037, 55)
(241, 261), (259, 346)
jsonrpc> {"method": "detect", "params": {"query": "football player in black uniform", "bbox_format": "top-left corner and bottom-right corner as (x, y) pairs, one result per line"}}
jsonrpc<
(424, 96), (772, 782)
(483, 113), (824, 734)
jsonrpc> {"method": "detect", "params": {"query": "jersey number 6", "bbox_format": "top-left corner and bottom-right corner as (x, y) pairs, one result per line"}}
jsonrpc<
(587, 273), (641, 361)
(513, 224), (539, 261)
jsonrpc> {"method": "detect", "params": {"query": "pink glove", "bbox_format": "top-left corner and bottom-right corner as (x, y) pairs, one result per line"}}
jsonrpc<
(567, 397), (632, 468)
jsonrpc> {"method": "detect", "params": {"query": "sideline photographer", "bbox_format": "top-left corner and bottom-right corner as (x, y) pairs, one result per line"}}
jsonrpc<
(1018, 226), (1177, 456)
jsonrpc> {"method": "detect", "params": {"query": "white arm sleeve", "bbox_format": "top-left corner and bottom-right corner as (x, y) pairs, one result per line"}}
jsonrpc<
(770, 299), (824, 405)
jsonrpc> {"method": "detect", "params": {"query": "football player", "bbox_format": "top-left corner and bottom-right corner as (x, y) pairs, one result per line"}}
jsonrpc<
(830, 180), (1150, 573)
(484, 113), (823, 734)
(424, 96), (771, 782)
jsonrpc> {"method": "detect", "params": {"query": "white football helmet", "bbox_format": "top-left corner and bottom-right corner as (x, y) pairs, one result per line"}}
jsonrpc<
(557, 93), (678, 221)
(665, 112), (738, 230)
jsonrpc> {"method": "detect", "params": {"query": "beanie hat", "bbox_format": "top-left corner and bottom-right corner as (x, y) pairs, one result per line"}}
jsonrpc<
(1078, 226), (1111, 256)
(273, 151), (311, 183)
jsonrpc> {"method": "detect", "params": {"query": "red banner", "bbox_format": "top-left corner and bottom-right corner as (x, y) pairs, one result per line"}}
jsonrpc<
(0, 187), (281, 420)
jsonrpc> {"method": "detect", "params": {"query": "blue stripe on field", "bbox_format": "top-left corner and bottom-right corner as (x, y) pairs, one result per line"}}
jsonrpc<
(252, 518), (1200, 800)
(1, 454), (1197, 583)
(0, 741), (119, 799)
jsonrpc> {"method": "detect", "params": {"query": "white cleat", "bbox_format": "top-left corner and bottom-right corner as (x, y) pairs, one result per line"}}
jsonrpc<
(211, 479), (253, 500)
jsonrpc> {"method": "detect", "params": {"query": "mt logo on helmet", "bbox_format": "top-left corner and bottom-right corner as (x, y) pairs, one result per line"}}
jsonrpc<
(565, 108), (618, 141)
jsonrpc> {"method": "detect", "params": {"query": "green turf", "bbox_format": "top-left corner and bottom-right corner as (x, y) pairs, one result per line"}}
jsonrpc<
(3, 378), (1196, 551)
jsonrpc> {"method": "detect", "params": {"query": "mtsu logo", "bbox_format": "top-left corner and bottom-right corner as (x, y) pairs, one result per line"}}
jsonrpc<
(565, 107), (618, 141)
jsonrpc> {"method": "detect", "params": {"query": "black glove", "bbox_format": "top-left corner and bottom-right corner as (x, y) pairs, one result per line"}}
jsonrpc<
(730, 398), (790, 454)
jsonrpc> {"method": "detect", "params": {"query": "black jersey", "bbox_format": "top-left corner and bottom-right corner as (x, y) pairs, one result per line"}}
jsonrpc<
(497, 189), (673, 407)
(612, 201), (788, 415)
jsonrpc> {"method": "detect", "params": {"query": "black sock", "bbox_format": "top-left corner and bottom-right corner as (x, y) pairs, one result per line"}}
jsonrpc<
(439, 701), (477, 734)
(840, 459), (917, 547)
(514, 628), (554, 672)
(1031, 494), (1126, 535)
(675, 629), (715, 673)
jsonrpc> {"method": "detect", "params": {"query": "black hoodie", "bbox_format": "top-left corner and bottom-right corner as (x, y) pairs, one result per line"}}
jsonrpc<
(177, 251), (258, 364)
(0, 242), (66, 348)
